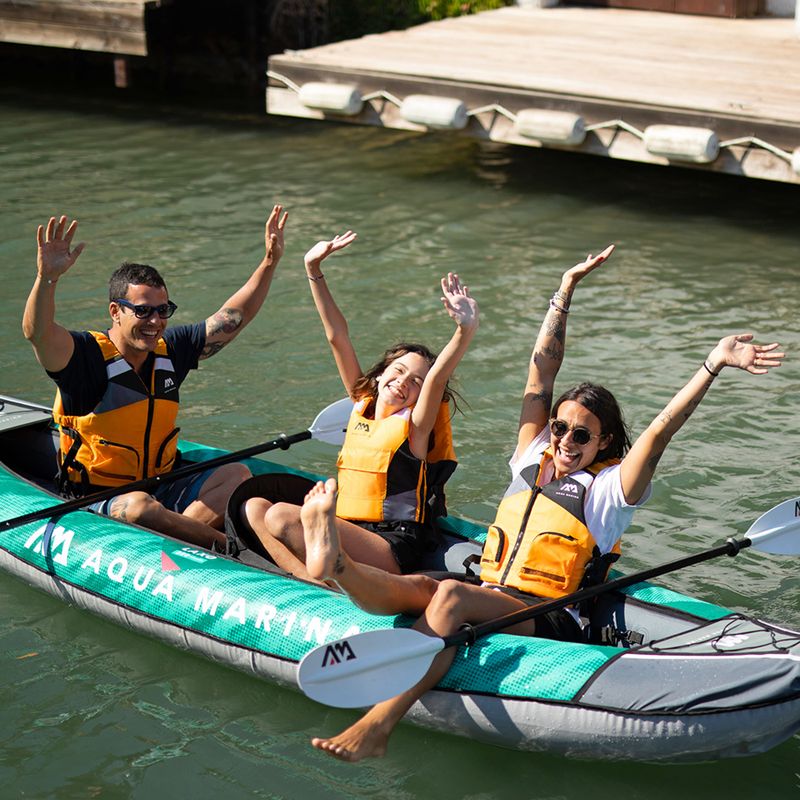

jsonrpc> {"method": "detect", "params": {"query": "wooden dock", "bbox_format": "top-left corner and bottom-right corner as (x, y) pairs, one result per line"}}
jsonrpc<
(267, 6), (800, 184)
(0, 0), (162, 56)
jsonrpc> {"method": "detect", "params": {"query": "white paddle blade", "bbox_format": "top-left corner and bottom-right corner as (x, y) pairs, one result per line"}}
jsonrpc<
(308, 398), (353, 446)
(298, 627), (443, 708)
(746, 497), (800, 555)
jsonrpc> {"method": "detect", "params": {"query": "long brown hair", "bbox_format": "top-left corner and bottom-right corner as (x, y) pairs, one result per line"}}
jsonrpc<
(351, 342), (463, 413)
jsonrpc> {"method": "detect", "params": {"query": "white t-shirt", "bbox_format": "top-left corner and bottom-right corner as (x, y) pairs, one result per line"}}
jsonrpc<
(511, 428), (651, 554)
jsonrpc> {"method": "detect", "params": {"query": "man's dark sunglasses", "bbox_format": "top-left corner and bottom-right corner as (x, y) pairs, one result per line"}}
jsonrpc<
(114, 298), (178, 319)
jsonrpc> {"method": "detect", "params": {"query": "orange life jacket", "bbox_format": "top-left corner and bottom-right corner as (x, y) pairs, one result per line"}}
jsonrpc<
(335, 398), (457, 524)
(480, 447), (620, 597)
(53, 330), (180, 495)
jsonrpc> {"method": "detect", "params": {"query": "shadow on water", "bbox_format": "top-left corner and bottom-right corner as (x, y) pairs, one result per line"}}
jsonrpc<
(470, 141), (800, 238)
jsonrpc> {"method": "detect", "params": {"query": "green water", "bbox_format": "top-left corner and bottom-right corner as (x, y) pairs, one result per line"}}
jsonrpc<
(1, 89), (799, 798)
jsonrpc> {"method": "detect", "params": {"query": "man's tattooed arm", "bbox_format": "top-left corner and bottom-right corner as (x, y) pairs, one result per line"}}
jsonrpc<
(201, 307), (244, 360)
(110, 496), (132, 522)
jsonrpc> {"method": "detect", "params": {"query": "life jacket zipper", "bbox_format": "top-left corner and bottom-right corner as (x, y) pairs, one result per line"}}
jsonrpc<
(500, 485), (540, 585)
(155, 427), (180, 468)
(141, 395), (154, 479)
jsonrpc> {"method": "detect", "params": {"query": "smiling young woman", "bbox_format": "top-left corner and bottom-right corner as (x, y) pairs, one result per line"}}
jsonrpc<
(240, 230), (480, 581)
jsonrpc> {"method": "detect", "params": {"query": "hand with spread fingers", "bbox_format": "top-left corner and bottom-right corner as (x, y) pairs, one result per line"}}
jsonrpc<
(707, 333), (785, 376)
(37, 215), (85, 284)
(264, 204), (289, 267)
(304, 231), (358, 276)
(440, 272), (479, 331)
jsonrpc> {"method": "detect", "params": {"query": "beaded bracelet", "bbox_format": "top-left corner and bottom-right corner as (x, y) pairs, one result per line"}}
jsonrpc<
(307, 273), (325, 282)
(549, 297), (570, 314)
(703, 360), (720, 377)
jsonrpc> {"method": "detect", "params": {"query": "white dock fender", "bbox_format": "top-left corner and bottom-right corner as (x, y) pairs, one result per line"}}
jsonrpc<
(644, 125), (720, 163)
(298, 82), (364, 115)
(400, 95), (468, 129)
(514, 109), (586, 145)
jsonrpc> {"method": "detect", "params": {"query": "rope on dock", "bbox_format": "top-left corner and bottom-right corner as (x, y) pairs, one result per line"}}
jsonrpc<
(361, 90), (404, 107)
(718, 136), (793, 164)
(586, 119), (645, 139)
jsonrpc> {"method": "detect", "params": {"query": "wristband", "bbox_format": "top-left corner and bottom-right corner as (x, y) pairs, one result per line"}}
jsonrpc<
(703, 360), (720, 377)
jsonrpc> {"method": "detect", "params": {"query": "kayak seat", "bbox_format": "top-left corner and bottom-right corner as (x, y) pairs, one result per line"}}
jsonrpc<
(0, 420), (60, 492)
(224, 472), (316, 564)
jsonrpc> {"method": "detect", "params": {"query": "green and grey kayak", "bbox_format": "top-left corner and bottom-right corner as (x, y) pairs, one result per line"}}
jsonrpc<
(1, 394), (799, 763)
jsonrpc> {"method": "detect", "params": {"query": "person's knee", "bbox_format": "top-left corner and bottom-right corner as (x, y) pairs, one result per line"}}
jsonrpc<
(243, 497), (270, 530)
(108, 491), (162, 525)
(264, 502), (300, 543)
(405, 573), (439, 605)
(428, 579), (470, 620)
(213, 462), (251, 491)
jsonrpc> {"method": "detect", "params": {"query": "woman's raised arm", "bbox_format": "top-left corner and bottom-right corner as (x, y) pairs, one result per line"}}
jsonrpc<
(620, 333), (785, 505)
(517, 245), (615, 456)
(409, 273), (479, 456)
(304, 231), (362, 397)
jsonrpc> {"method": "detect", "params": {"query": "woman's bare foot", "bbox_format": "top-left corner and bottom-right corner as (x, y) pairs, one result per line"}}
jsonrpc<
(301, 478), (345, 582)
(311, 714), (391, 763)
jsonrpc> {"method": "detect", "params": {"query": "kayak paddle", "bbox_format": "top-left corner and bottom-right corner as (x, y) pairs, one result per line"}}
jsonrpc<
(0, 396), (353, 532)
(298, 495), (800, 708)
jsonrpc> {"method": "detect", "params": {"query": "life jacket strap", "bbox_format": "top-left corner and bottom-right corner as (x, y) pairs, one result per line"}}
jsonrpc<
(577, 546), (621, 617)
(462, 551), (482, 576)
(56, 426), (90, 498)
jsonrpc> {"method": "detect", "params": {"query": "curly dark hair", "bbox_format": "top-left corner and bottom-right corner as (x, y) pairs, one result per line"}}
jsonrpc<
(108, 262), (167, 302)
(552, 382), (631, 461)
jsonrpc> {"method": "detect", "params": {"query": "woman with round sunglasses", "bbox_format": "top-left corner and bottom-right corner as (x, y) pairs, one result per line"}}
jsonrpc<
(295, 244), (785, 763)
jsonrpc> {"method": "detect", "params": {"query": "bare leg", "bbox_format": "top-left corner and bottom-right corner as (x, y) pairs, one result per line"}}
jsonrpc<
(109, 492), (226, 549)
(243, 497), (317, 580)
(310, 574), (535, 762)
(264, 495), (409, 576)
(183, 462), (251, 528)
(299, 479), (437, 615)
(300, 478), (344, 580)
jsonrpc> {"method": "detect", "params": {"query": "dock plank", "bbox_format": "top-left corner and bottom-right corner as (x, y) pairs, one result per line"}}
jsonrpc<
(0, 0), (157, 55)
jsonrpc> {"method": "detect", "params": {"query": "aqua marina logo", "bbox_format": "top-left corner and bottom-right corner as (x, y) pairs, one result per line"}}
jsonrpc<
(321, 640), (356, 666)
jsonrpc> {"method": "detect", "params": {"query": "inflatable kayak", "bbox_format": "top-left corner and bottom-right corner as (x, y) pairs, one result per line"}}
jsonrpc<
(1, 393), (799, 763)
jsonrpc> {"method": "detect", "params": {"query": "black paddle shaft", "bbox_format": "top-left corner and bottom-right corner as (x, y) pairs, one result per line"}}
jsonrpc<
(1, 429), (312, 532)
(447, 537), (751, 648)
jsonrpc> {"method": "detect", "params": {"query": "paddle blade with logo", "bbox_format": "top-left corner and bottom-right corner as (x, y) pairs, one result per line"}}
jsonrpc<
(298, 627), (443, 708)
(746, 497), (800, 555)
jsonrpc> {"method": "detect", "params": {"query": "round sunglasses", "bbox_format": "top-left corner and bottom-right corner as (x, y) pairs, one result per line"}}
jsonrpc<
(114, 298), (178, 319)
(549, 418), (600, 446)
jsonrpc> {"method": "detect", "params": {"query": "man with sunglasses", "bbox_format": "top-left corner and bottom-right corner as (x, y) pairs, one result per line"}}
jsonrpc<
(23, 207), (288, 550)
